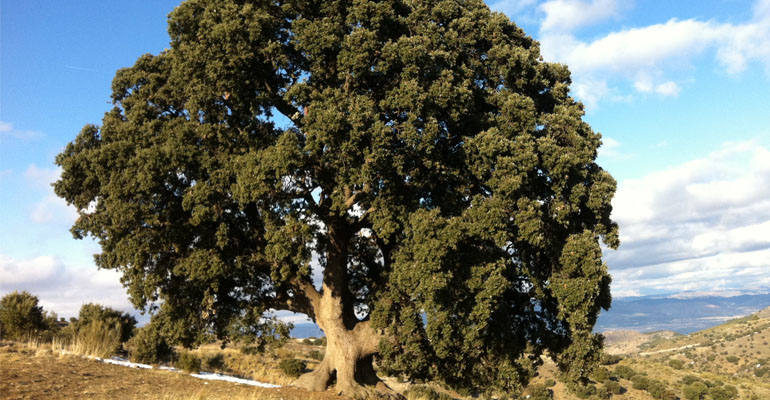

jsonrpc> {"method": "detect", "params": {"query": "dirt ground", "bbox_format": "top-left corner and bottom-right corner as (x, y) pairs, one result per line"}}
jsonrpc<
(0, 342), (346, 400)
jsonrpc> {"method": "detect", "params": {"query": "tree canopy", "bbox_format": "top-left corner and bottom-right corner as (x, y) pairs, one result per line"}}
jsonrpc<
(55, 0), (618, 396)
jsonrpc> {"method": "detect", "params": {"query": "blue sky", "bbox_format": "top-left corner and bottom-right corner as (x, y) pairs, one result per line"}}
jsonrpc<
(1, 0), (769, 317)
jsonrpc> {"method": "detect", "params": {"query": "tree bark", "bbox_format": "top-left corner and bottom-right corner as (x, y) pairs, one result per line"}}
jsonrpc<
(293, 290), (389, 396)
(293, 220), (394, 397)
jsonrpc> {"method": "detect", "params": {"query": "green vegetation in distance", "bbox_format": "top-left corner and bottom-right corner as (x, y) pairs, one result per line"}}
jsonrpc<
(53, 0), (618, 397)
(0, 291), (54, 341)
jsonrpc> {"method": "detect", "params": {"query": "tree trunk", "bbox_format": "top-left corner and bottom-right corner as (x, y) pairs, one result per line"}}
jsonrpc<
(293, 219), (397, 397)
(293, 290), (387, 397)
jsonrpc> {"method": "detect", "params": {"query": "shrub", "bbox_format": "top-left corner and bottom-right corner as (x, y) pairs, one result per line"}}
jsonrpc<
(313, 337), (326, 346)
(669, 359), (684, 369)
(595, 385), (611, 399)
(544, 378), (556, 387)
(72, 319), (122, 357)
(681, 375), (702, 385)
(708, 385), (738, 400)
(240, 344), (261, 355)
(568, 383), (596, 399)
(0, 291), (47, 340)
(604, 380), (623, 395)
(70, 303), (136, 343)
(591, 367), (610, 383)
(203, 352), (226, 372)
(176, 351), (201, 373)
(726, 355), (739, 363)
(647, 380), (674, 400)
(614, 365), (636, 380)
(682, 382), (708, 400)
(631, 374), (650, 391)
(403, 385), (455, 400)
(126, 325), (174, 364)
(308, 350), (324, 361)
(278, 358), (306, 378)
(600, 354), (622, 365)
(526, 384), (554, 400)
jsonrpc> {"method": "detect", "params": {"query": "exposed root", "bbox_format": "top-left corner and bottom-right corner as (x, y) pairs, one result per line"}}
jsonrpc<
(335, 380), (405, 400)
(294, 355), (404, 399)
(293, 359), (332, 392)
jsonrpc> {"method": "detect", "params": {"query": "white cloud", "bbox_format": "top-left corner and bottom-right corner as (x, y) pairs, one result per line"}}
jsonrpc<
(537, 0), (770, 105)
(25, 165), (60, 189)
(597, 136), (633, 161)
(30, 193), (78, 224)
(606, 141), (770, 296)
(654, 81), (680, 96)
(544, 19), (722, 73)
(539, 0), (623, 33)
(23, 165), (78, 225)
(0, 121), (42, 141)
(633, 74), (680, 96)
(0, 254), (133, 318)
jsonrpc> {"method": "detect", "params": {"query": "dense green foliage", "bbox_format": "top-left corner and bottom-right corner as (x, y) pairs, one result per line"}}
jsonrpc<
(279, 358), (307, 377)
(0, 291), (49, 340)
(71, 303), (137, 343)
(708, 385), (738, 400)
(126, 323), (175, 364)
(614, 365), (636, 380)
(603, 380), (622, 395)
(54, 0), (617, 394)
(683, 381), (708, 400)
(176, 351), (202, 372)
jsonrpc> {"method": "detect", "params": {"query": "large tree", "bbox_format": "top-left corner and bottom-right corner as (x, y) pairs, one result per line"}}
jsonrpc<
(55, 0), (618, 396)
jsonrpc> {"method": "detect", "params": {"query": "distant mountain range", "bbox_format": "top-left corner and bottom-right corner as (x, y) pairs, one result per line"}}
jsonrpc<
(595, 292), (770, 333)
(290, 322), (325, 338)
(290, 292), (770, 337)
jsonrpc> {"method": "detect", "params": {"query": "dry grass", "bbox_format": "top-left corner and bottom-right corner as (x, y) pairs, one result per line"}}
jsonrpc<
(188, 343), (295, 385)
(9, 308), (770, 400)
(0, 339), (345, 400)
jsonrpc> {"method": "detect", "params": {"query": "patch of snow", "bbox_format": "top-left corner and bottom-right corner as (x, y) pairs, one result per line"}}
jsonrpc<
(76, 352), (279, 389)
(98, 357), (152, 369)
(190, 372), (281, 388)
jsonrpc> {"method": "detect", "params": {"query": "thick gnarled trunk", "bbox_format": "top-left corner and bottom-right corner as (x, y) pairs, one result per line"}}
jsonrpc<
(293, 290), (385, 395)
(292, 220), (395, 397)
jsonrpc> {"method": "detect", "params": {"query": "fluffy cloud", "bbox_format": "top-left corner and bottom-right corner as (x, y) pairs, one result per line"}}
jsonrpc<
(606, 141), (770, 296)
(536, 0), (770, 105)
(0, 254), (133, 318)
(633, 75), (681, 97)
(539, 0), (623, 33)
